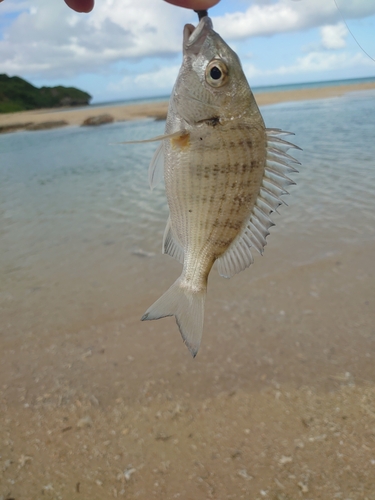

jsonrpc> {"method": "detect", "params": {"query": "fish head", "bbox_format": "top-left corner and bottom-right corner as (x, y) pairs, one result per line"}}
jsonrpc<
(171, 16), (260, 127)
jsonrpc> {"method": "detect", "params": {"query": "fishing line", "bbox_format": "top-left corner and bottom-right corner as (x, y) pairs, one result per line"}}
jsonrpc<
(333, 0), (375, 63)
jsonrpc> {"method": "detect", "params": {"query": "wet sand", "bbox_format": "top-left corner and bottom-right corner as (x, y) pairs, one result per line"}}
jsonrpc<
(1, 239), (375, 499)
(1, 80), (375, 130)
(1, 82), (375, 499)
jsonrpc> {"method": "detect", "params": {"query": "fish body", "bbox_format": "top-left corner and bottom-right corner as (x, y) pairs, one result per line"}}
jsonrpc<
(141, 17), (300, 356)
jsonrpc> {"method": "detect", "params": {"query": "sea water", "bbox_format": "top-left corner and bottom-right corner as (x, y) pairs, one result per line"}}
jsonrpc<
(1, 89), (375, 334)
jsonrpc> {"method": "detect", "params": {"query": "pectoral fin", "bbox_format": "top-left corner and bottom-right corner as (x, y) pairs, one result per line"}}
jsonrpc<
(148, 142), (164, 190)
(118, 130), (188, 144)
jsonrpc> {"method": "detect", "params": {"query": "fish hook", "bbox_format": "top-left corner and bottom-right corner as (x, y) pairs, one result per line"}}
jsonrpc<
(194, 9), (208, 20)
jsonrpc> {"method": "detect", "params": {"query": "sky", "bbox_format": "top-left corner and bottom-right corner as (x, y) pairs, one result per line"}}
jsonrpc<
(1, 0), (375, 103)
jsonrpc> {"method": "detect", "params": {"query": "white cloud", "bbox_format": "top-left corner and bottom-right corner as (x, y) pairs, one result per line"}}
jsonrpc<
(293, 49), (373, 73)
(0, 0), (187, 78)
(213, 0), (375, 40)
(246, 49), (374, 80)
(321, 22), (347, 49)
(213, 3), (300, 39)
(134, 65), (180, 89)
(108, 65), (180, 94)
(293, 20), (350, 54)
(0, 0), (29, 14)
(320, 23), (348, 50)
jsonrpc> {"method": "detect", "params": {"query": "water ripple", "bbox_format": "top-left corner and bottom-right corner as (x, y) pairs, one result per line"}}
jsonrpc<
(1, 92), (375, 284)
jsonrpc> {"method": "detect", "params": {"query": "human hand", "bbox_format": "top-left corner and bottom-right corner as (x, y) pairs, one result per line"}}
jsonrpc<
(62, 0), (220, 13)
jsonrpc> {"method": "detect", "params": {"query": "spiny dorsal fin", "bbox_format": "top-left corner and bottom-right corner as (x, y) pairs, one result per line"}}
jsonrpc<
(216, 129), (300, 278)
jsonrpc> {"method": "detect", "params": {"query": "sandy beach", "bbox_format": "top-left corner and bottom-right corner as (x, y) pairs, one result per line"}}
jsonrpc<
(1, 80), (375, 131)
(1, 81), (375, 499)
(1, 242), (375, 499)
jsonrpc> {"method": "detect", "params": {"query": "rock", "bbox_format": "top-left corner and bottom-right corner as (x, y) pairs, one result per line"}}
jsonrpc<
(131, 248), (155, 258)
(18, 455), (32, 468)
(89, 394), (99, 406)
(59, 96), (89, 106)
(153, 113), (167, 121)
(2, 459), (13, 471)
(297, 481), (309, 493)
(124, 466), (136, 481)
(26, 120), (68, 131)
(237, 469), (253, 480)
(76, 416), (93, 428)
(81, 114), (114, 126)
(0, 122), (34, 134)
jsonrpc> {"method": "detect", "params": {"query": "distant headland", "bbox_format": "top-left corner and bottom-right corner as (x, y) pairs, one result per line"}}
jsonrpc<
(0, 74), (91, 114)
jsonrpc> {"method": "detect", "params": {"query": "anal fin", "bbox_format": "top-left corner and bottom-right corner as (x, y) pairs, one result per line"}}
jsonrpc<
(216, 236), (254, 278)
(162, 217), (184, 264)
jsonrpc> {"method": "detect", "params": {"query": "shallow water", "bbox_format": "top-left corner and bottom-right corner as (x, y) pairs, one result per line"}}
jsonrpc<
(1, 90), (375, 335)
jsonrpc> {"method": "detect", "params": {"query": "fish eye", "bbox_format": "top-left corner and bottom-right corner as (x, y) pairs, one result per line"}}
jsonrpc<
(210, 66), (222, 80)
(205, 59), (228, 88)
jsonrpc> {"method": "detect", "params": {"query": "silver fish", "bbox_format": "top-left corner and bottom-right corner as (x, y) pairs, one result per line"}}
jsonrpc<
(138, 16), (300, 356)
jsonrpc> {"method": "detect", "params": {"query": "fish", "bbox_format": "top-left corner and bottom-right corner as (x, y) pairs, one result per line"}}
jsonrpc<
(130, 16), (300, 357)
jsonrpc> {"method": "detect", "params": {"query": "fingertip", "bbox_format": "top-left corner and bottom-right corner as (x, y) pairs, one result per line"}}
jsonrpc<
(164, 0), (220, 10)
(64, 0), (94, 13)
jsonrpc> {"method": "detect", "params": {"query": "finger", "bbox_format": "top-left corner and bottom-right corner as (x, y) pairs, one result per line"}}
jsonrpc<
(164, 0), (220, 10)
(64, 0), (94, 13)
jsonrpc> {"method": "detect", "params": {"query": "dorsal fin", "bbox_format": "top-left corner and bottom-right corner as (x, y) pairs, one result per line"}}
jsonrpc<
(216, 129), (300, 278)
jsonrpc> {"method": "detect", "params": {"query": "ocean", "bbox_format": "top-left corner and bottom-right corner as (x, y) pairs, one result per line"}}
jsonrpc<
(1, 88), (375, 336)
(82, 76), (375, 108)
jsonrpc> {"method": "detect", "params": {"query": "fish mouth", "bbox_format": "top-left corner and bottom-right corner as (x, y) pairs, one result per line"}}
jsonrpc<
(183, 16), (213, 54)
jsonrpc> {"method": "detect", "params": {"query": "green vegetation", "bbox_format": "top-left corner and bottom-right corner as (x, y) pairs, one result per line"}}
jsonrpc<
(0, 74), (92, 113)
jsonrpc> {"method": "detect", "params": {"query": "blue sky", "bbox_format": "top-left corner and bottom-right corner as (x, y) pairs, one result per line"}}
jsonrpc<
(1, 0), (375, 103)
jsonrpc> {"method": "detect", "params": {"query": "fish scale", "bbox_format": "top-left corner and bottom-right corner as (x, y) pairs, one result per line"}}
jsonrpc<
(166, 127), (265, 253)
(136, 16), (301, 356)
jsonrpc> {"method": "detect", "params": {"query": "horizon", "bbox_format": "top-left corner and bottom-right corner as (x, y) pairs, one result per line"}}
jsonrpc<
(3, 72), (375, 108)
(60, 75), (375, 106)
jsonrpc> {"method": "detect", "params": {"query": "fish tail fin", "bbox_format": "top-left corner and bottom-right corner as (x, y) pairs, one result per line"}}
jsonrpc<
(141, 279), (206, 357)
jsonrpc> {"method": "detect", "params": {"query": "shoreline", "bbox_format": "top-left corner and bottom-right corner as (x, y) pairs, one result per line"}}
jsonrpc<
(1, 80), (375, 133)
